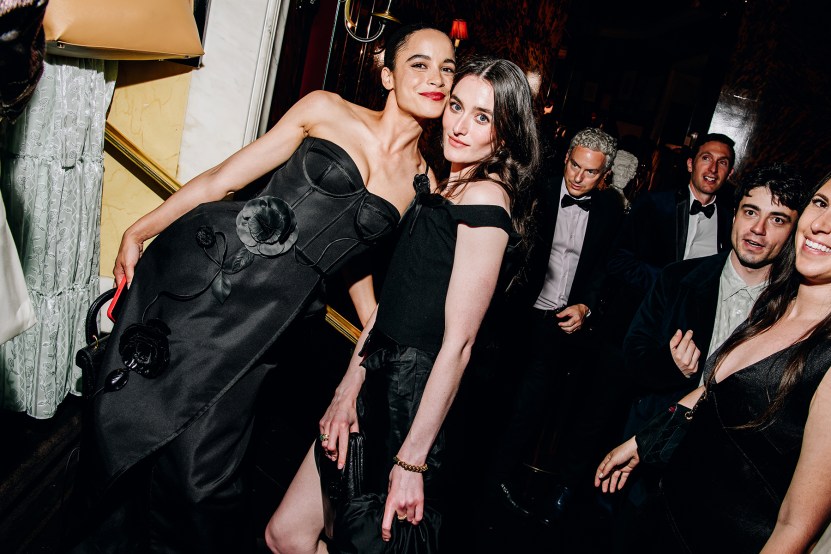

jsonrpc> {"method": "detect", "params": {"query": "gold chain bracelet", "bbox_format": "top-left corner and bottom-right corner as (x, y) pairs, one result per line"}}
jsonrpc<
(392, 455), (428, 473)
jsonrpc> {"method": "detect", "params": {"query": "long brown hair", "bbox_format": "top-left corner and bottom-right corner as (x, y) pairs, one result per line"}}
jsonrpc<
(705, 170), (831, 428)
(436, 55), (540, 252)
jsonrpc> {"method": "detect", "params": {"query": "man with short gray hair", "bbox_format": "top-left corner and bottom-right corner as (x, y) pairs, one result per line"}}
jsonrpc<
(488, 127), (625, 524)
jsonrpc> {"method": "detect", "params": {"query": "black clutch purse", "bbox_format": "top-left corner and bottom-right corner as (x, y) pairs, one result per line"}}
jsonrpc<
(635, 390), (707, 467)
(316, 431), (366, 538)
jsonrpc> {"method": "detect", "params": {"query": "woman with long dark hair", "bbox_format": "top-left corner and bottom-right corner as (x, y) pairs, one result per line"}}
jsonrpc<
(76, 24), (457, 554)
(265, 55), (539, 553)
(596, 171), (831, 553)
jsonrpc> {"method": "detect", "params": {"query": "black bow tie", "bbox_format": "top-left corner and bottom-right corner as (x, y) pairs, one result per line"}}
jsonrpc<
(690, 199), (715, 218)
(561, 194), (591, 211)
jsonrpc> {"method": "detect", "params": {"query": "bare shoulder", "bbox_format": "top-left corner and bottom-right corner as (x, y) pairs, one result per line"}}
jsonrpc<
(813, 367), (831, 404)
(457, 179), (510, 211)
(297, 90), (353, 119)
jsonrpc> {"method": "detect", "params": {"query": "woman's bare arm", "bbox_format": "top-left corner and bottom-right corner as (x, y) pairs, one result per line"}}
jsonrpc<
(381, 182), (510, 538)
(114, 91), (337, 285)
(762, 368), (831, 553)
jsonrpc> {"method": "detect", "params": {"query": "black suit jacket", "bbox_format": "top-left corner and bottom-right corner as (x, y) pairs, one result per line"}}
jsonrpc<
(512, 168), (625, 315)
(623, 251), (729, 396)
(599, 185), (733, 344)
(607, 185), (732, 295)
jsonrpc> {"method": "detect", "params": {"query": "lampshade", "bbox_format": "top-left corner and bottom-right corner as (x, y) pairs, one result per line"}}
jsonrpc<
(450, 19), (468, 41)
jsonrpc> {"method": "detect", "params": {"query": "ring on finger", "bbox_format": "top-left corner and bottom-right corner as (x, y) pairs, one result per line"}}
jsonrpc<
(319, 433), (329, 442)
(396, 513), (407, 521)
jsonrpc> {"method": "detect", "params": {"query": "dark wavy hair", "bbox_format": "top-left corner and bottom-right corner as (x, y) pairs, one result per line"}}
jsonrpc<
(706, 169), (831, 428)
(436, 55), (541, 251)
(733, 162), (807, 212)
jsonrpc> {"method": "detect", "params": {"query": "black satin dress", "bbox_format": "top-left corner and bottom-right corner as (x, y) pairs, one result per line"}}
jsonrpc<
(636, 339), (831, 553)
(86, 138), (399, 551)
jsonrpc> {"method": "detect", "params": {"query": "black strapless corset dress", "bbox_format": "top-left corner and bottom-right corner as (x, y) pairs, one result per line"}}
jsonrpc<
(92, 137), (399, 486)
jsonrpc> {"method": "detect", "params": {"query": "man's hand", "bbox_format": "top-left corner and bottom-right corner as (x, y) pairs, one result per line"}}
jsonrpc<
(557, 303), (590, 334)
(669, 329), (700, 378)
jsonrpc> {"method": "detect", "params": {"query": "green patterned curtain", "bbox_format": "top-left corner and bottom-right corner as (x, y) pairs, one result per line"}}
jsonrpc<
(0, 55), (116, 418)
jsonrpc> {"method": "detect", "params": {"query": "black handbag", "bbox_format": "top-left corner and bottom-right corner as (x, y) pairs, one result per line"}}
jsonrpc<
(75, 287), (116, 397)
(635, 389), (708, 467)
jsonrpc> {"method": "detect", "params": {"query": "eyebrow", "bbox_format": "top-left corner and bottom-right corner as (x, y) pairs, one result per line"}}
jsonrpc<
(405, 54), (456, 66)
(449, 94), (493, 115)
(698, 151), (731, 162)
(740, 202), (793, 220)
(568, 156), (601, 172)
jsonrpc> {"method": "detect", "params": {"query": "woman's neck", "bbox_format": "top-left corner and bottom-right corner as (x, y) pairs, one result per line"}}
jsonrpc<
(790, 281), (831, 323)
(448, 163), (475, 184)
(375, 93), (428, 155)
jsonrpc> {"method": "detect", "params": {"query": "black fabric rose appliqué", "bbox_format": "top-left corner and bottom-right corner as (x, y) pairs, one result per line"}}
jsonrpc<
(105, 319), (172, 392)
(236, 196), (299, 257)
(409, 173), (442, 234)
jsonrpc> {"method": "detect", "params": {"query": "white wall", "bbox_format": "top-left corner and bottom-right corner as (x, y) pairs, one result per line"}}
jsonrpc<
(177, 0), (289, 183)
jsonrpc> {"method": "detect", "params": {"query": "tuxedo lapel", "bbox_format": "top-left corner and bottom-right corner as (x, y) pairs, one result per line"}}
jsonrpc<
(577, 195), (606, 274)
(675, 187), (690, 262)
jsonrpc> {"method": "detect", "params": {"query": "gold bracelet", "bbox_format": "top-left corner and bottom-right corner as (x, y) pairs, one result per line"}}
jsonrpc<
(392, 455), (428, 473)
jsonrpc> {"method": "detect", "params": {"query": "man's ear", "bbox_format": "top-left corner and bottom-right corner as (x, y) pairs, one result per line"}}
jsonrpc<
(381, 67), (394, 91)
(687, 158), (694, 173)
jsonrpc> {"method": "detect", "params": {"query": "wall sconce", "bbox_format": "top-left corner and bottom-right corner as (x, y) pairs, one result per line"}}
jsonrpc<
(343, 0), (400, 43)
(450, 19), (468, 48)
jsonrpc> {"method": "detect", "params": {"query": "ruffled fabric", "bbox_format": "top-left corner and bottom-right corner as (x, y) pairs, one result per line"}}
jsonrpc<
(0, 55), (116, 418)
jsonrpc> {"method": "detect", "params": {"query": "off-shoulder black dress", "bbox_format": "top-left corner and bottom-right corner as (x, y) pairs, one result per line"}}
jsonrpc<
(330, 181), (518, 552)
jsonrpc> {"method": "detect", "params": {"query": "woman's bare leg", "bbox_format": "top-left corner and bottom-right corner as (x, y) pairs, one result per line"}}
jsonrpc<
(264, 443), (328, 554)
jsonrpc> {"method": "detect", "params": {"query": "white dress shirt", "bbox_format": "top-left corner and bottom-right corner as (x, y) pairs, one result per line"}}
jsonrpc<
(534, 180), (590, 310)
(684, 184), (719, 260)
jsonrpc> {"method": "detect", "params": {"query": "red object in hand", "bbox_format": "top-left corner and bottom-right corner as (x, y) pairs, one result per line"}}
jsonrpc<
(107, 277), (127, 322)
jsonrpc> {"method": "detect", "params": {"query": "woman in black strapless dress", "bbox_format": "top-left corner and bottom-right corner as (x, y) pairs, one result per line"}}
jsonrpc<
(596, 171), (831, 553)
(76, 25), (458, 554)
(266, 56), (540, 553)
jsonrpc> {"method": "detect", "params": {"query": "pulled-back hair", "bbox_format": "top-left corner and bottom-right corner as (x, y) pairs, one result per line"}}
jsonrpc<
(437, 55), (541, 251)
(706, 170), (831, 428)
(733, 162), (807, 212)
(384, 23), (439, 70)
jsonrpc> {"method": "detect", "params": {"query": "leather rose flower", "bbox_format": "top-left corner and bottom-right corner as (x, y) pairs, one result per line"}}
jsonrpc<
(118, 319), (172, 378)
(236, 196), (298, 257)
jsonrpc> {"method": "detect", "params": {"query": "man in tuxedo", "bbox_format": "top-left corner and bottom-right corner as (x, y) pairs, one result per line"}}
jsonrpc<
(488, 127), (624, 521)
(604, 133), (737, 341)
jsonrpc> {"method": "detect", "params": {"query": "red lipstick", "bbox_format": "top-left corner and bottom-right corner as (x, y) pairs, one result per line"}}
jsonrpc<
(420, 92), (446, 101)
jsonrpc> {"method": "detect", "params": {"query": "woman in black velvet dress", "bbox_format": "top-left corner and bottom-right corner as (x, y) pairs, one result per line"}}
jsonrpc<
(266, 56), (540, 553)
(596, 171), (831, 553)
(76, 25), (457, 554)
